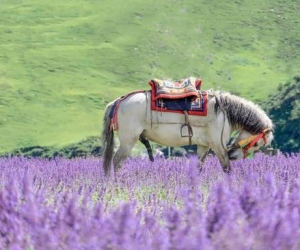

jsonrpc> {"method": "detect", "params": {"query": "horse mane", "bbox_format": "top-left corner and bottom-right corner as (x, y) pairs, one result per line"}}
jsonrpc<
(213, 91), (273, 134)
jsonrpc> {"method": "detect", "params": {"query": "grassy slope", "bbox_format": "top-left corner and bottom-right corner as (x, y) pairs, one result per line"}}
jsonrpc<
(0, 0), (299, 152)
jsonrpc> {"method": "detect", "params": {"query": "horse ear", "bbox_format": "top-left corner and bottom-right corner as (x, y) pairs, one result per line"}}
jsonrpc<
(264, 128), (273, 134)
(226, 130), (241, 149)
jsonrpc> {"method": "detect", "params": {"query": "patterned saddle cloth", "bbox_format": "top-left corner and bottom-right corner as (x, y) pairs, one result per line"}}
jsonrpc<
(151, 90), (208, 116)
(149, 77), (202, 100)
(149, 76), (207, 116)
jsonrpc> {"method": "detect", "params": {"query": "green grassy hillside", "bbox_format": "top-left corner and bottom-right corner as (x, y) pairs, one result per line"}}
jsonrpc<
(0, 0), (299, 152)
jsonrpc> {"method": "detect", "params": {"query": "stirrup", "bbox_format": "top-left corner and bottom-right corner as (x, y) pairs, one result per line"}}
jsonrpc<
(180, 123), (193, 138)
(181, 111), (193, 144)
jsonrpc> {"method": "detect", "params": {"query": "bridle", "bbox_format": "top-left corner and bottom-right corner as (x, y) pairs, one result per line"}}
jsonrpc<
(227, 128), (272, 158)
(237, 129), (271, 158)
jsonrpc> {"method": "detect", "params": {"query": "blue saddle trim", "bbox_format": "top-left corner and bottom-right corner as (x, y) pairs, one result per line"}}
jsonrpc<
(156, 92), (205, 112)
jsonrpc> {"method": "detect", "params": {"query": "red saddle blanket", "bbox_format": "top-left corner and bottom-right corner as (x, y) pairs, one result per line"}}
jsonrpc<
(151, 90), (208, 116)
(149, 77), (202, 100)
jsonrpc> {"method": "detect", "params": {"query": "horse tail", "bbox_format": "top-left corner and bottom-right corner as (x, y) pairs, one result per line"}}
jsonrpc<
(101, 101), (115, 176)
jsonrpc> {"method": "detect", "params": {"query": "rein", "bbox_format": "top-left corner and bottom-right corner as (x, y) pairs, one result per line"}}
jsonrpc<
(215, 95), (228, 152)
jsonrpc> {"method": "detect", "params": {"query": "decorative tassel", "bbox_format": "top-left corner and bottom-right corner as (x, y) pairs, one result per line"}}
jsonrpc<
(226, 130), (240, 149)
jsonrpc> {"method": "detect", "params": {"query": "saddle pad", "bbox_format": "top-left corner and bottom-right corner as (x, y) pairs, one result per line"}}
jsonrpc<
(151, 91), (208, 116)
(149, 77), (202, 100)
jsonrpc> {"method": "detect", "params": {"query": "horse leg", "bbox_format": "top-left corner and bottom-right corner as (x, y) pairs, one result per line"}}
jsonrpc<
(213, 148), (231, 173)
(139, 135), (154, 162)
(113, 144), (134, 173)
(197, 145), (210, 171)
(113, 131), (140, 174)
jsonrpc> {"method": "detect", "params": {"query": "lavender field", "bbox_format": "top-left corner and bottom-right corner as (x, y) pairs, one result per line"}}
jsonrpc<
(0, 153), (300, 250)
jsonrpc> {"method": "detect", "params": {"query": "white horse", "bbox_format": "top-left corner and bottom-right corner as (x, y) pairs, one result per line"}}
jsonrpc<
(101, 90), (274, 176)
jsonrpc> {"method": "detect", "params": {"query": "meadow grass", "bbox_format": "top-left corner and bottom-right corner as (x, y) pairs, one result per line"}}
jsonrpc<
(0, 0), (299, 152)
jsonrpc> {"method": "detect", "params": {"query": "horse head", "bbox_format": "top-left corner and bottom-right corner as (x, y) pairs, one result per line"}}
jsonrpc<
(214, 91), (274, 164)
(226, 128), (274, 160)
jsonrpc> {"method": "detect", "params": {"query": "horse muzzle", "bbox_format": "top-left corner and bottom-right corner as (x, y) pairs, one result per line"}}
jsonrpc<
(228, 148), (243, 160)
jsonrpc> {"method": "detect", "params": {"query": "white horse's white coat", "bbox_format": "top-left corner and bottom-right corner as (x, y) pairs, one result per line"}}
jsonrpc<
(102, 90), (274, 175)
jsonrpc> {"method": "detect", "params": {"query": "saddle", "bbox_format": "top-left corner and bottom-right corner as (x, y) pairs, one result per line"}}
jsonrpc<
(149, 77), (202, 100)
(149, 77), (206, 144)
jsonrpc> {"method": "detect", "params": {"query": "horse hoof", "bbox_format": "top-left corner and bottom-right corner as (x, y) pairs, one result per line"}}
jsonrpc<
(198, 166), (203, 173)
(222, 166), (231, 173)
